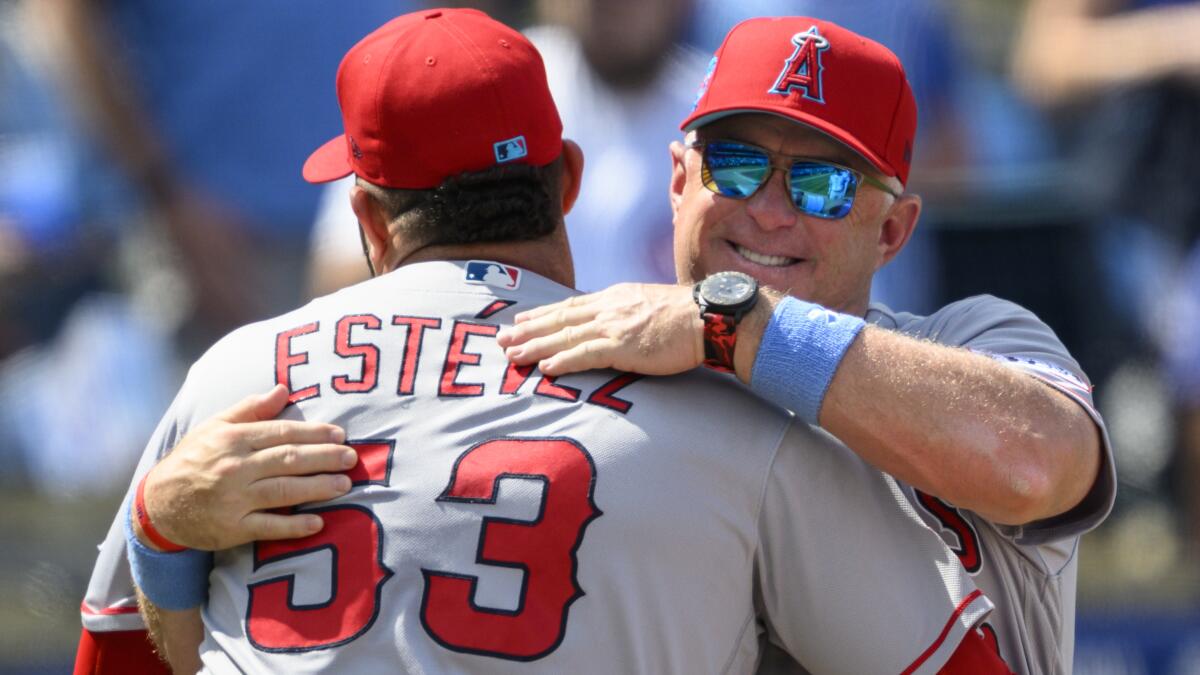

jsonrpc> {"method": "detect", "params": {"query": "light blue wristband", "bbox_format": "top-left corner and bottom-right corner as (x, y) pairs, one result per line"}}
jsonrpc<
(123, 493), (212, 610)
(750, 297), (865, 425)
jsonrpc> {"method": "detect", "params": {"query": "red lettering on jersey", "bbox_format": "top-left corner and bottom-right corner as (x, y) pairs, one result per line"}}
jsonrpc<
(275, 322), (320, 403)
(501, 362), (537, 395)
(421, 438), (601, 660)
(585, 372), (644, 414)
(332, 315), (382, 394)
(535, 375), (581, 402)
(915, 490), (982, 574)
(345, 440), (394, 486)
(392, 316), (441, 395)
(247, 505), (393, 652)
(475, 299), (518, 319)
(440, 321), (499, 397)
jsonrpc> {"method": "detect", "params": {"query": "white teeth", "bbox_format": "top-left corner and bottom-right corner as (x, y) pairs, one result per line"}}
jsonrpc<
(735, 244), (795, 267)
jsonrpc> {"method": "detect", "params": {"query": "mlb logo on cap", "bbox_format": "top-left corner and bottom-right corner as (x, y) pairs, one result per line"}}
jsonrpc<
(494, 136), (528, 163)
(464, 260), (522, 290)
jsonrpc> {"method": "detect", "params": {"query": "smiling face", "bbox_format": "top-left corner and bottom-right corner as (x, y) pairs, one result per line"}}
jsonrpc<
(669, 113), (919, 316)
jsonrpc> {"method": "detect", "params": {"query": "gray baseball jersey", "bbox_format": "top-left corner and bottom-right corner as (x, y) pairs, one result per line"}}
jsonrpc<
(866, 295), (1117, 675)
(82, 261), (993, 674)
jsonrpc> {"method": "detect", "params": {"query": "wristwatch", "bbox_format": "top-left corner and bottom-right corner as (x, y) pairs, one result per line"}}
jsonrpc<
(693, 271), (759, 372)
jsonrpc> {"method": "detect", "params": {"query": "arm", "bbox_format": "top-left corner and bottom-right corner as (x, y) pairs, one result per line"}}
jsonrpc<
(497, 284), (1102, 525)
(76, 385), (352, 674)
(32, 0), (175, 193)
(137, 590), (203, 675)
(1012, 0), (1200, 106)
(747, 297), (1102, 526)
(32, 0), (266, 331)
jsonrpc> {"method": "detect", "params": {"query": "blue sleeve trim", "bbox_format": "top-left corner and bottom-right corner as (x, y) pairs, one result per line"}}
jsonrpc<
(123, 493), (212, 611)
(750, 297), (865, 425)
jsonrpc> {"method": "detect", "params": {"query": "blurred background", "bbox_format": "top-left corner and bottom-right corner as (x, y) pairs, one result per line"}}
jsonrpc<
(1, 0), (1198, 672)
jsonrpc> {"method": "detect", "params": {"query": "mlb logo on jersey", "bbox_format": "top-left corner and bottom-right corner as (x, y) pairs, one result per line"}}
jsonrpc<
(494, 135), (528, 163)
(464, 260), (522, 290)
(769, 26), (830, 103)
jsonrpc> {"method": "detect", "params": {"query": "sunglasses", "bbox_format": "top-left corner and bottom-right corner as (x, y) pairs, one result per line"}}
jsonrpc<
(688, 139), (901, 220)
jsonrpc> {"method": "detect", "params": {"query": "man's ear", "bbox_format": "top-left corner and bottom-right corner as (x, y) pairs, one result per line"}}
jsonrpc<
(877, 193), (921, 269)
(668, 140), (688, 217)
(349, 183), (390, 274)
(559, 138), (584, 215)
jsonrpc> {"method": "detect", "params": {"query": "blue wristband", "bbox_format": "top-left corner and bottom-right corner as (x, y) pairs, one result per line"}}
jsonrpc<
(750, 297), (865, 425)
(123, 493), (212, 610)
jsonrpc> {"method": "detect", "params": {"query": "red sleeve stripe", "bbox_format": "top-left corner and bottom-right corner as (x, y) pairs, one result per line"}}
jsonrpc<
(80, 601), (139, 617)
(74, 627), (170, 675)
(900, 589), (986, 675)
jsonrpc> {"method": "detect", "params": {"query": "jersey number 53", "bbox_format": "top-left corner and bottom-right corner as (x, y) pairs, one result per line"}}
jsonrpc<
(243, 437), (601, 661)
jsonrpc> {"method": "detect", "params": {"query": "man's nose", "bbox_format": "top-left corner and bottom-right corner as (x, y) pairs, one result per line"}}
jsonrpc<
(745, 168), (798, 231)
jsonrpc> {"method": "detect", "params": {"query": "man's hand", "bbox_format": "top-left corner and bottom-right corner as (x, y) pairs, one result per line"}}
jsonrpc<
(137, 385), (357, 551)
(496, 283), (705, 376)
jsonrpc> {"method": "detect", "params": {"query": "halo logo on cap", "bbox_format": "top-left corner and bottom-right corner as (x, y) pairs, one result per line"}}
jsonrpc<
(769, 26), (830, 103)
(680, 17), (918, 185)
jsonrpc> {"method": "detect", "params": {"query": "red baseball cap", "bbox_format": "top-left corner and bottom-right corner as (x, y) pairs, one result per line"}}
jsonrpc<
(681, 17), (917, 185)
(303, 8), (563, 188)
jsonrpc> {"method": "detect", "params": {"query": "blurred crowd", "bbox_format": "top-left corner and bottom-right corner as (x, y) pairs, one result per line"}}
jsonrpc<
(2, 0), (1200, 671)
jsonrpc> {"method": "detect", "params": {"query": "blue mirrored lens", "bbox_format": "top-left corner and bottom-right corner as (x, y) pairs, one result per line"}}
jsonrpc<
(704, 143), (769, 198)
(700, 142), (859, 219)
(790, 163), (856, 219)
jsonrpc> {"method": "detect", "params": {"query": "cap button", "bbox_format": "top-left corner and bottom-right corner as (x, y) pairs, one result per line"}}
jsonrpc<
(424, 10), (442, 19)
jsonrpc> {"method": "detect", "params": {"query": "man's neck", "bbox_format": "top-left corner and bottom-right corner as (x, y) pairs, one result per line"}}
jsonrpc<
(389, 237), (575, 288)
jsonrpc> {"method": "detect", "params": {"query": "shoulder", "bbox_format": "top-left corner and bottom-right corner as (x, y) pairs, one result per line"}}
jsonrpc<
(625, 369), (798, 480)
(638, 367), (794, 431)
(869, 294), (1056, 346)
(177, 296), (336, 424)
(198, 300), (322, 368)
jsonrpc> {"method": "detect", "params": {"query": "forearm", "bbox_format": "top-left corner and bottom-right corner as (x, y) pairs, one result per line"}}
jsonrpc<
(738, 299), (1102, 525)
(823, 328), (1100, 523)
(1013, 0), (1200, 105)
(34, 0), (176, 191)
(137, 589), (204, 674)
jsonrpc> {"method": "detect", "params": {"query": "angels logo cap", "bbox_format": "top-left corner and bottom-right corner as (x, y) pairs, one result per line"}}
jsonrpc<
(682, 17), (917, 185)
(303, 8), (563, 188)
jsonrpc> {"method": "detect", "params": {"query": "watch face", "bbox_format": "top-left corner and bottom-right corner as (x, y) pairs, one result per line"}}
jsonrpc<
(702, 271), (757, 306)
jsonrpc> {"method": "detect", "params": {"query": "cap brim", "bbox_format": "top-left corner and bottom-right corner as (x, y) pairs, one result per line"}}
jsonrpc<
(682, 107), (896, 180)
(302, 135), (354, 184)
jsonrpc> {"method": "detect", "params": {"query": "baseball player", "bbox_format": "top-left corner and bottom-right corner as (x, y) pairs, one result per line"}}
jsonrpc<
(497, 16), (1117, 675)
(75, 9), (1010, 674)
